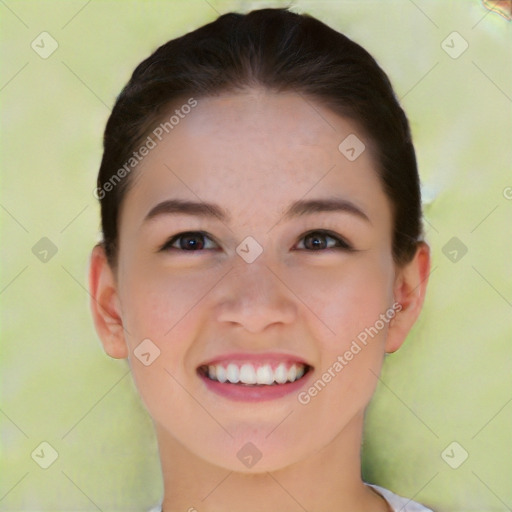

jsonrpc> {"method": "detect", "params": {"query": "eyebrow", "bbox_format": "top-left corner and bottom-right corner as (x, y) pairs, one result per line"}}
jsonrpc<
(143, 197), (371, 225)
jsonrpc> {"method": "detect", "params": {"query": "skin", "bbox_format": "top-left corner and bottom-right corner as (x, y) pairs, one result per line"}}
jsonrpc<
(89, 88), (430, 512)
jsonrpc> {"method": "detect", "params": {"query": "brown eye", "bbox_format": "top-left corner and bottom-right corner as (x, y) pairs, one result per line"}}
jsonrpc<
(161, 231), (217, 251)
(296, 230), (352, 251)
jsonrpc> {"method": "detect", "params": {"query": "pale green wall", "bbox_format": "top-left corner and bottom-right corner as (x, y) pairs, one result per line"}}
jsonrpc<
(1, 1), (510, 511)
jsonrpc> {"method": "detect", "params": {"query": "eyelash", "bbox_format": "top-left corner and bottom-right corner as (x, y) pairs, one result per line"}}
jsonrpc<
(159, 230), (355, 253)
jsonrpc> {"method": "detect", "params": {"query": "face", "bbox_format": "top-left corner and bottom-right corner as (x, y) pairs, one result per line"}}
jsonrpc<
(106, 89), (404, 472)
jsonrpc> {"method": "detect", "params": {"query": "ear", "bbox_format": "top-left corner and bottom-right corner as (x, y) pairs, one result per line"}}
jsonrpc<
(385, 241), (431, 353)
(88, 244), (128, 359)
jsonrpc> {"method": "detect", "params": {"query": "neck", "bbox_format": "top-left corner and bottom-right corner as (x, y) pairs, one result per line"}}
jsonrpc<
(155, 412), (390, 512)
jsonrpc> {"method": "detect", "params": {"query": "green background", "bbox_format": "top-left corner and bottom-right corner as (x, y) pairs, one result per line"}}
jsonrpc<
(1, 1), (511, 510)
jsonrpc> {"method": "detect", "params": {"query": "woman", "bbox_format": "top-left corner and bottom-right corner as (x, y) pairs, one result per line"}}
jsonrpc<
(89, 8), (432, 511)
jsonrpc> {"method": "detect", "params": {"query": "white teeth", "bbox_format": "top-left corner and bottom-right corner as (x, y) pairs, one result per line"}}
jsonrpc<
(204, 362), (307, 385)
(239, 364), (257, 384)
(256, 365), (274, 385)
(274, 363), (288, 384)
(226, 363), (239, 384)
(287, 365), (297, 382)
(216, 365), (227, 383)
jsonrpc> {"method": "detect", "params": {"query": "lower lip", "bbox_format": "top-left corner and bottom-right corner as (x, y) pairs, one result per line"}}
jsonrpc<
(198, 370), (313, 402)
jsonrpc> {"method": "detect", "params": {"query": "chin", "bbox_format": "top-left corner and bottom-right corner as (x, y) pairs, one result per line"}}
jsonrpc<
(191, 429), (311, 474)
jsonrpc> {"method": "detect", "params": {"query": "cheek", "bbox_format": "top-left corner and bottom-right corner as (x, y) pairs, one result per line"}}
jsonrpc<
(117, 269), (204, 421)
(119, 260), (214, 342)
(116, 266), (202, 391)
(117, 263), (223, 387)
(289, 253), (395, 342)
(312, 256), (394, 404)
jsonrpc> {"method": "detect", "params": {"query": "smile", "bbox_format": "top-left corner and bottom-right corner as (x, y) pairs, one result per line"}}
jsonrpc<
(198, 361), (311, 386)
(197, 355), (313, 402)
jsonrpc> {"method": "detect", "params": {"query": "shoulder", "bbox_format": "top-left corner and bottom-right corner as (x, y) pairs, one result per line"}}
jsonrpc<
(366, 483), (435, 512)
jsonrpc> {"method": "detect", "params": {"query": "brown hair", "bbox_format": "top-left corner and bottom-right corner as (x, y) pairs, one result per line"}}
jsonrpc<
(96, 7), (423, 268)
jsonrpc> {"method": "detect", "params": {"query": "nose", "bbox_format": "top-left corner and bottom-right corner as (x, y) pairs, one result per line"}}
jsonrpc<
(215, 259), (297, 333)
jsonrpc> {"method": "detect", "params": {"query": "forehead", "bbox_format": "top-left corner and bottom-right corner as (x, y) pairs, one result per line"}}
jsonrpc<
(120, 90), (390, 229)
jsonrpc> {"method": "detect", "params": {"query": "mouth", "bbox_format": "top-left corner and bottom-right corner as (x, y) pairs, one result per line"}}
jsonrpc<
(196, 357), (313, 402)
(198, 361), (312, 386)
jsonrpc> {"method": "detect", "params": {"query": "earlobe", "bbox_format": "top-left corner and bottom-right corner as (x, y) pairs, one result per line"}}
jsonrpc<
(385, 242), (431, 353)
(88, 244), (129, 359)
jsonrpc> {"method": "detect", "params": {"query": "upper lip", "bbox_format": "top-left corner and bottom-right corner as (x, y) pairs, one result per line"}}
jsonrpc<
(198, 352), (312, 368)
